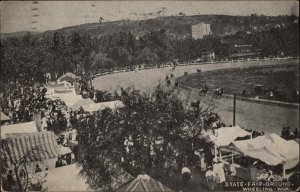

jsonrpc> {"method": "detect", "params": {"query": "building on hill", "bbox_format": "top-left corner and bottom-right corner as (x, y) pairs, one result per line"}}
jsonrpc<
(221, 38), (261, 59)
(191, 22), (211, 39)
(201, 52), (216, 61)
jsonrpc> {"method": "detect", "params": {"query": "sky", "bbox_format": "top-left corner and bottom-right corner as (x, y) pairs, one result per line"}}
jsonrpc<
(1, 1), (299, 33)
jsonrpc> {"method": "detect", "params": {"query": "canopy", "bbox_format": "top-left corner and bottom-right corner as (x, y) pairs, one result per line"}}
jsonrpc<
(70, 98), (95, 111)
(1, 131), (71, 163)
(58, 72), (79, 82)
(116, 174), (174, 192)
(1, 111), (10, 121)
(232, 133), (299, 169)
(46, 93), (83, 108)
(209, 126), (252, 147)
(1, 121), (38, 138)
(41, 164), (92, 191)
(83, 100), (124, 112)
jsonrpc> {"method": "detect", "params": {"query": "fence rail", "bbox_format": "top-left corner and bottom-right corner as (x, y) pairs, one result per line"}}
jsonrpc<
(92, 57), (300, 78)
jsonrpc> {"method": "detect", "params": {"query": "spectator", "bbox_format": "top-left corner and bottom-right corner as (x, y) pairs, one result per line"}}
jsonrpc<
(55, 157), (64, 168)
(281, 127), (286, 139)
(35, 164), (42, 173)
(205, 166), (216, 191)
(294, 128), (299, 139)
(286, 127), (291, 140)
(181, 165), (191, 188)
(267, 170), (274, 182)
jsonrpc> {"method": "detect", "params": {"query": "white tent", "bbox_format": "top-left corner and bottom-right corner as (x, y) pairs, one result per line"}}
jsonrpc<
(1, 111), (10, 121)
(41, 164), (92, 191)
(46, 93), (83, 108)
(1, 121), (38, 138)
(232, 133), (299, 170)
(209, 126), (252, 147)
(70, 98), (95, 111)
(82, 100), (124, 112)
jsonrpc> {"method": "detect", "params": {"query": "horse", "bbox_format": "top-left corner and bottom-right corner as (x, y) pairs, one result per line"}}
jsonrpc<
(166, 79), (171, 86)
(213, 88), (223, 99)
(190, 100), (200, 109)
(199, 88), (208, 96)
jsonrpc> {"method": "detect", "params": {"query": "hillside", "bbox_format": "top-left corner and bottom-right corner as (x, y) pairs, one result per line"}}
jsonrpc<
(2, 14), (296, 39)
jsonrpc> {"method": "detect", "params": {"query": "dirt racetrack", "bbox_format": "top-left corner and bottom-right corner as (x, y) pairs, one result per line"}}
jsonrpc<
(93, 59), (299, 135)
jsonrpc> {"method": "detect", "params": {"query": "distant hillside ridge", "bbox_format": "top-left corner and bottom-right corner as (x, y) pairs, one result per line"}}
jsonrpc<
(1, 14), (298, 39)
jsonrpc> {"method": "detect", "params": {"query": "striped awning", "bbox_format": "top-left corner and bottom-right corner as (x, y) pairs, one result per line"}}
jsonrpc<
(2, 131), (69, 163)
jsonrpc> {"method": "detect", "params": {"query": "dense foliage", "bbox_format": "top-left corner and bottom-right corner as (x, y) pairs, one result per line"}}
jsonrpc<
(77, 86), (218, 191)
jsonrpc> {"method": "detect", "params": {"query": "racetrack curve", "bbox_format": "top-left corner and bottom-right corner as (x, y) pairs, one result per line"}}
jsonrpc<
(93, 59), (299, 135)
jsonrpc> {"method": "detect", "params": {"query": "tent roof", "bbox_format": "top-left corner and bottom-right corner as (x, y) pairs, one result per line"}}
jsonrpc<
(1, 131), (71, 163)
(232, 133), (300, 168)
(45, 83), (65, 88)
(209, 126), (252, 147)
(70, 98), (95, 111)
(1, 121), (38, 138)
(42, 164), (92, 191)
(46, 93), (82, 108)
(1, 111), (10, 121)
(116, 174), (174, 192)
(83, 100), (124, 112)
(58, 72), (79, 81)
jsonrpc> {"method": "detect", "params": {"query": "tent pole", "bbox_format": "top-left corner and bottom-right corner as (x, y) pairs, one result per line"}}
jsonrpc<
(283, 164), (286, 178)
(214, 144), (217, 159)
(233, 93), (236, 126)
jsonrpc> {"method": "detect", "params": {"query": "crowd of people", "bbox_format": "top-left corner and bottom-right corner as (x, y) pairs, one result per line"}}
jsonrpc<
(281, 127), (299, 140)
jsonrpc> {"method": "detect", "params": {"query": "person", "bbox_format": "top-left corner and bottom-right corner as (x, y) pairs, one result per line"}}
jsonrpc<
(35, 164), (42, 173)
(294, 128), (299, 139)
(267, 170), (274, 182)
(281, 127), (286, 139)
(66, 153), (72, 165)
(200, 154), (207, 172)
(286, 127), (291, 140)
(257, 169), (269, 181)
(181, 165), (191, 188)
(230, 163), (237, 176)
(205, 166), (216, 191)
(213, 158), (226, 183)
(7, 170), (14, 190)
(55, 156), (63, 168)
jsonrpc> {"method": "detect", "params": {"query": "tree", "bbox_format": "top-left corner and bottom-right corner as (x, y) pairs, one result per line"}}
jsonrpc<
(77, 85), (219, 191)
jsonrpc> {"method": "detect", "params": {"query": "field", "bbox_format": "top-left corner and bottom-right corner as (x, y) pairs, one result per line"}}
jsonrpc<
(177, 64), (299, 103)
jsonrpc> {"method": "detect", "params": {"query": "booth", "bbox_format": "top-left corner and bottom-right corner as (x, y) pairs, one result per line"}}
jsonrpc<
(1, 131), (72, 170)
(70, 98), (95, 111)
(82, 100), (124, 112)
(1, 121), (38, 138)
(219, 133), (299, 181)
(116, 174), (174, 192)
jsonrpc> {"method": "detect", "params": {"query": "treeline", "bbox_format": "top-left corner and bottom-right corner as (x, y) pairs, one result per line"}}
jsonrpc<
(1, 22), (299, 85)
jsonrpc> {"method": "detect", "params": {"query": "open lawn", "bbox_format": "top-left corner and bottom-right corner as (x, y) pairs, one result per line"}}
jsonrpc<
(177, 64), (299, 103)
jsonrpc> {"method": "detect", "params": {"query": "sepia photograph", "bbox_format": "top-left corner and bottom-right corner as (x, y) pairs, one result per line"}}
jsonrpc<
(0, 1), (299, 191)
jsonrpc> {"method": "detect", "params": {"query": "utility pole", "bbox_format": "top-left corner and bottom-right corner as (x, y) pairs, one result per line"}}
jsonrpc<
(233, 93), (236, 126)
